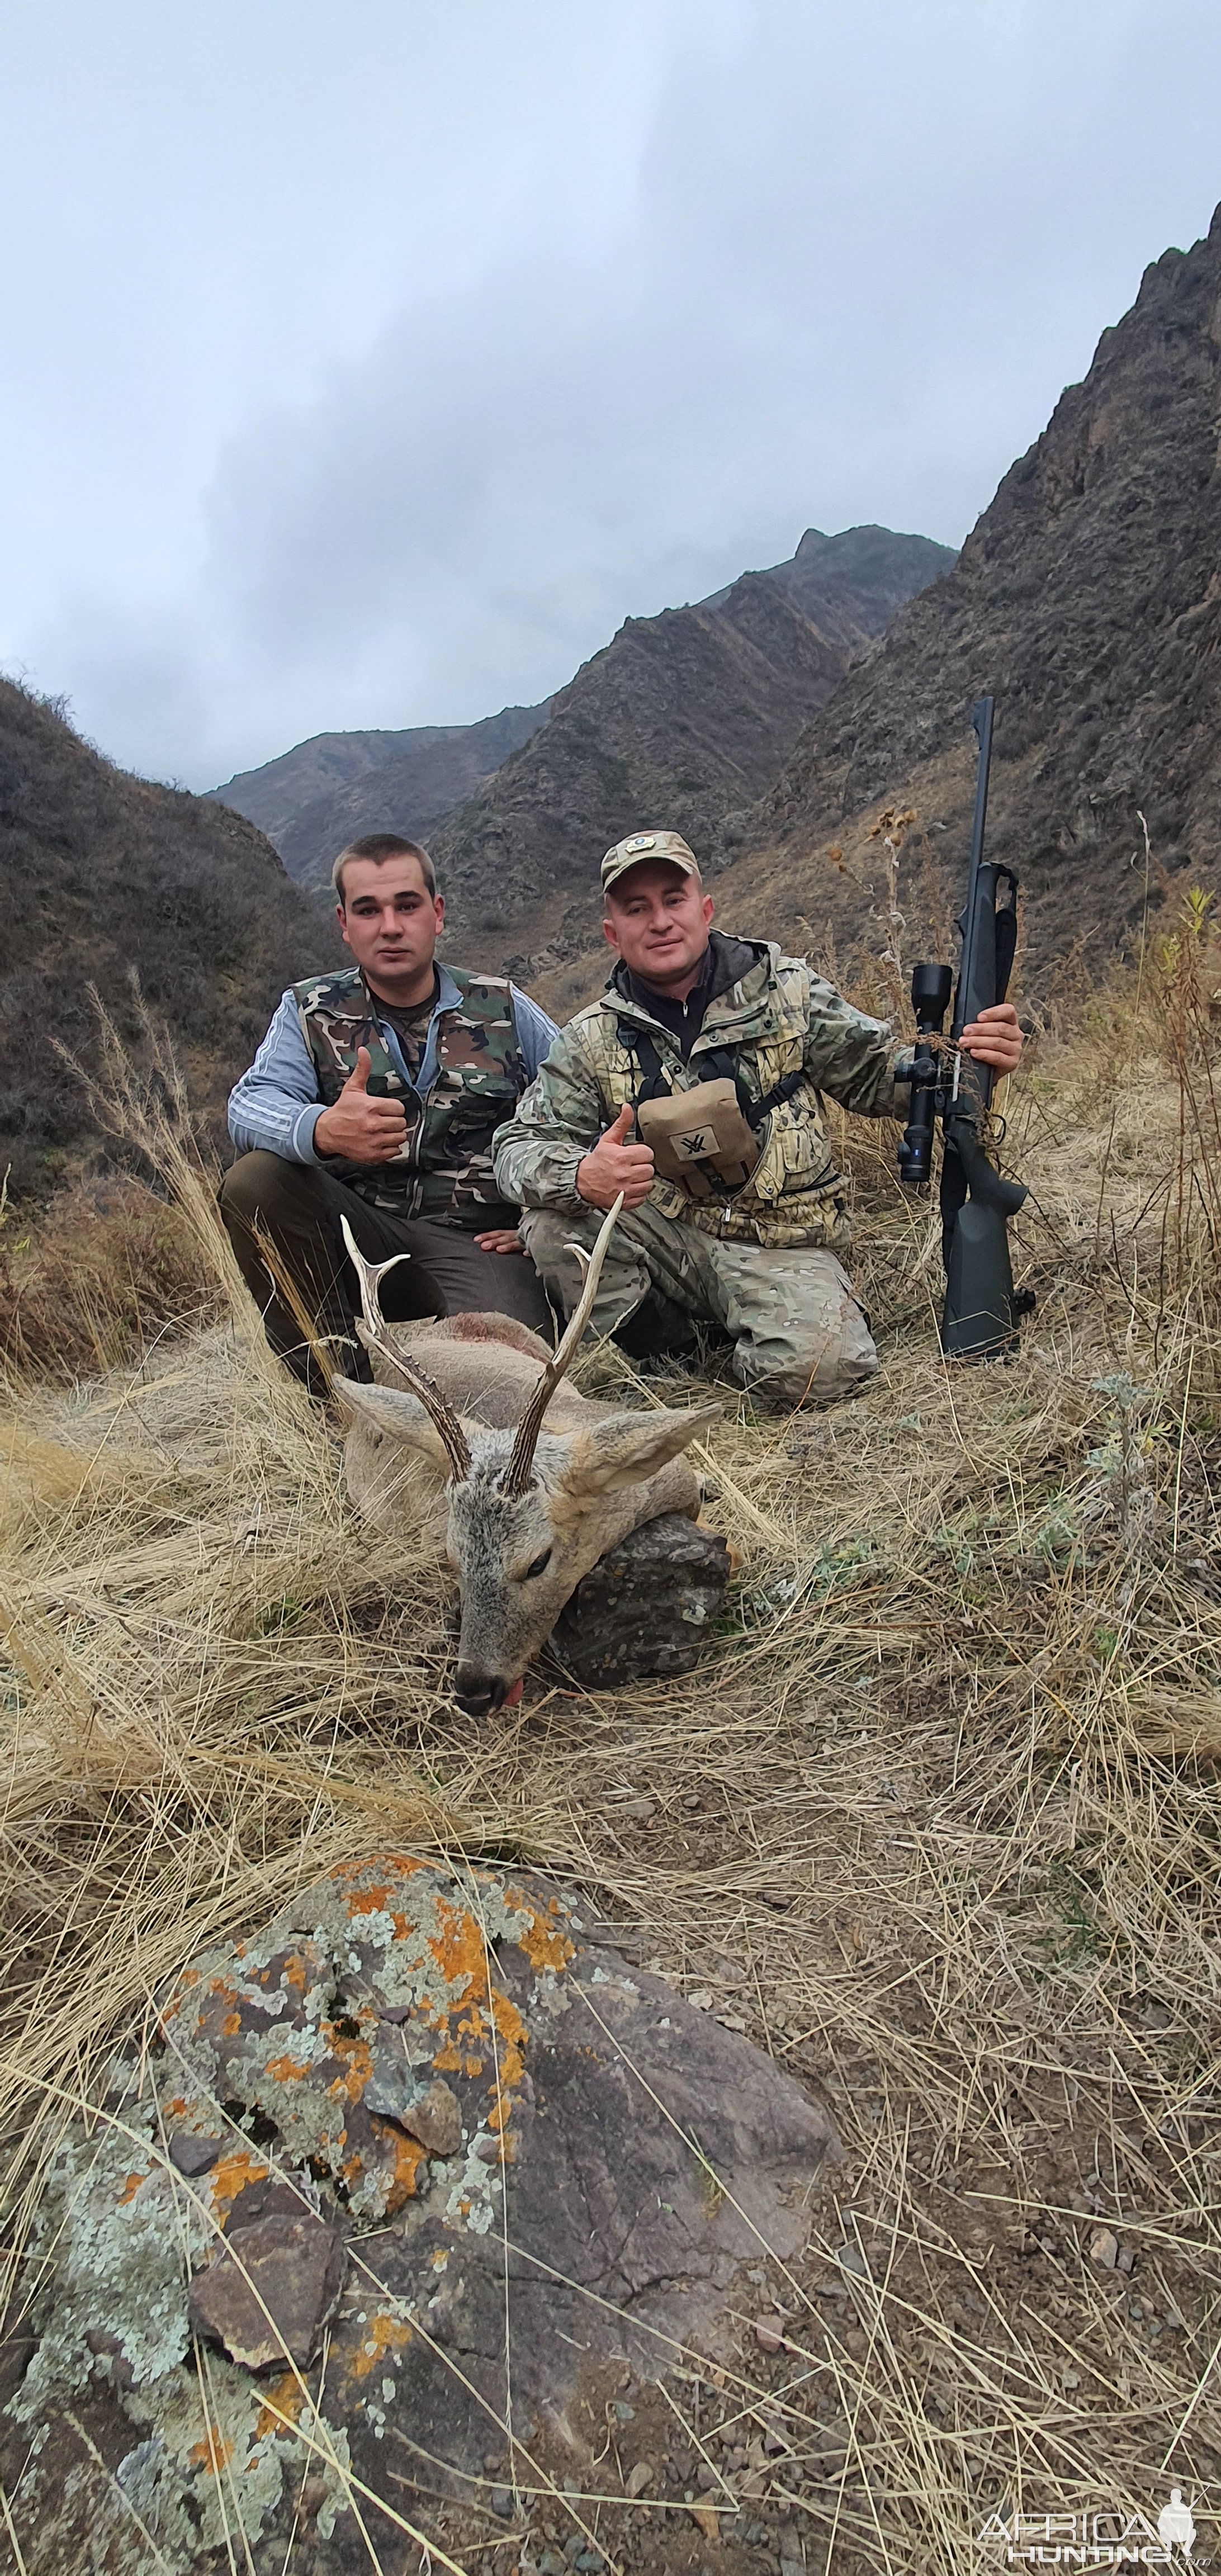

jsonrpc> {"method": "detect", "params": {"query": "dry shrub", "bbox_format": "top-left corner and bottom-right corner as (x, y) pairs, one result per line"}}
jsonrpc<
(0, 1175), (220, 1382)
(2, 967), (1221, 2571)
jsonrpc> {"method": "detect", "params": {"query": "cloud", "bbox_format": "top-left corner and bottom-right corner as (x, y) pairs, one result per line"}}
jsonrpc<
(3, 0), (1220, 784)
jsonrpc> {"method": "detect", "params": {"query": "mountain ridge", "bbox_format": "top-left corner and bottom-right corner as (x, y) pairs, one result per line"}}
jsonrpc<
(700, 209), (1221, 987)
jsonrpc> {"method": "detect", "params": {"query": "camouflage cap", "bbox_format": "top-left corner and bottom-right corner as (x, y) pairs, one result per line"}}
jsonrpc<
(601, 828), (701, 896)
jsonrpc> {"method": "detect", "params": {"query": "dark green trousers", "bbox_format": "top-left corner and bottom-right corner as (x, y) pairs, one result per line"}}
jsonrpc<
(219, 1152), (553, 1390)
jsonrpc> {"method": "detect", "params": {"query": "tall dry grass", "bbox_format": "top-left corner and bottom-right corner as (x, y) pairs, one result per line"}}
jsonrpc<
(2, 912), (1221, 2572)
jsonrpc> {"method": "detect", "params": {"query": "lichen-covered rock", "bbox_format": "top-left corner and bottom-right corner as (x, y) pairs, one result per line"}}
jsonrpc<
(1, 1855), (839, 2572)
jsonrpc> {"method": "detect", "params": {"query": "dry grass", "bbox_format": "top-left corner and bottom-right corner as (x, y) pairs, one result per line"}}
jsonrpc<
(3, 929), (1221, 2572)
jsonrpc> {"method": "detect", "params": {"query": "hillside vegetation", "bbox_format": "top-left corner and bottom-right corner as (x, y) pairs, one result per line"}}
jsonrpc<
(0, 678), (337, 1196)
(2, 892), (1220, 2570)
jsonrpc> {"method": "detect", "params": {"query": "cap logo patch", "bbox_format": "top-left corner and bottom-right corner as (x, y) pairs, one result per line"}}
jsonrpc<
(625, 834), (657, 853)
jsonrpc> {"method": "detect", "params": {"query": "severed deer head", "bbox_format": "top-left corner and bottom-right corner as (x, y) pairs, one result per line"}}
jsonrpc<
(334, 1200), (718, 1716)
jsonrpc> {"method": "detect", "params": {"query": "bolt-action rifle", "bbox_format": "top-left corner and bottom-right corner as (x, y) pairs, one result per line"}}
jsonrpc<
(895, 694), (1034, 1358)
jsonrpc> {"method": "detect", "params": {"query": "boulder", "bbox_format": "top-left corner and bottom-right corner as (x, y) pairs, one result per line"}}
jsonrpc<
(549, 1512), (732, 1685)
(0, 1855), (837, 2572)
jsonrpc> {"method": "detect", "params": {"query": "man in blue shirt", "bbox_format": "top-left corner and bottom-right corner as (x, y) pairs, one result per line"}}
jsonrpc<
(221, 832), (557, 1388)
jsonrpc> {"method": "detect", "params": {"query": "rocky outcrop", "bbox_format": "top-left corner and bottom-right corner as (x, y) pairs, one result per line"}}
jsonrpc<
(714, 206), (1221, 984)
(1, 1855), (839, 2573)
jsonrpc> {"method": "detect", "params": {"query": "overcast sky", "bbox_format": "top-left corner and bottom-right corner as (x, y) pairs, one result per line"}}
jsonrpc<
(1, 0), (1218, 789)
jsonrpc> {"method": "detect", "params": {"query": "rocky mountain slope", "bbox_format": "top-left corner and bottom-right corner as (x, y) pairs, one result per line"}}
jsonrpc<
(209, 699), (548, 893)
(428, 525), (953, 998)
(706, 206), (1221, 989)
(0, 680), (337, 1194)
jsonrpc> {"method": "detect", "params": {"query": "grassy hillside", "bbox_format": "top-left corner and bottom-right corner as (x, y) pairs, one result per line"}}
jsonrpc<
(2, 897), (1219, 2567)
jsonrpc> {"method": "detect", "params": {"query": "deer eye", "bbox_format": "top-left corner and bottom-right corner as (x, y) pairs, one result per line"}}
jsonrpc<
(523, 1549), (552, 1581)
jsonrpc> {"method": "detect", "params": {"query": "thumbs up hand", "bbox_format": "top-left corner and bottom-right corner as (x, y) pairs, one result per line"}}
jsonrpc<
(577, 1100), (655, 1210)
(315, 1047), (410, 1164)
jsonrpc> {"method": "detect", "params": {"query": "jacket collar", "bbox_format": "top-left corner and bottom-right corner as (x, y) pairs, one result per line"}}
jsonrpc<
(605, 934), (779, 1046)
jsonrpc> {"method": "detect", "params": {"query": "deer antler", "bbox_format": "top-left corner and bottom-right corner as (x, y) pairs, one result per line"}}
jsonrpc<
(339, 1214), (471, 1483)
(502, 1194), (623, 1495)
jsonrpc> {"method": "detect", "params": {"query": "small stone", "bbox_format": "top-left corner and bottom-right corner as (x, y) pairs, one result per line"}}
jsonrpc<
(401, 2077), (462, 2157)
(1117, 2243), (1136, 2275)
(489, 2485), (513, 2518)
(188, 2213), (346, 2371)
(761, 1888), (793, 1910)
(473, 2133), (502, 2163)
(624, 2460), (653, 2497)
(835, 2243), (869, 2279)
(1062, 2369), (1081, 2389)
(168, 2132), (222, 2177)
(619, 1800), (656, 1822)
(696, 2460), (718, 2489)
(687, 1990), (715, 2012)
(1089, 2227), (1120, 2270)
(754, 2315), (787, 2352)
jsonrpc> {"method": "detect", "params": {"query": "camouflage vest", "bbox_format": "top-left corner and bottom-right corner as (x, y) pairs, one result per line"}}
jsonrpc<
(293, 964), (526, 1225)
(545, 947), (864, 1250)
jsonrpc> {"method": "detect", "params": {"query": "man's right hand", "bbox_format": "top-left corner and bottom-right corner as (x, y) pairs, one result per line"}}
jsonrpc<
(314, 1048), (409, 1164)
(576, 1102), (654, 1211)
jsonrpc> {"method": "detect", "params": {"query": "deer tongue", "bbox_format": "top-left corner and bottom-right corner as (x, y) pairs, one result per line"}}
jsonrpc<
(503, 1678), (525, 1708)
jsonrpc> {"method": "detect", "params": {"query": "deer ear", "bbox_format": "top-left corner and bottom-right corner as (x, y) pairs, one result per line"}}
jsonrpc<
(557, 1403), (721, 1498)
(334, 1377), (462, 1477)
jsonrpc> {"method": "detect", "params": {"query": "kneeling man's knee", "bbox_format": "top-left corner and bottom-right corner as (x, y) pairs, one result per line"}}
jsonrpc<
(219, 1151), (317, 1224)
(731, 1252), (879, 1410)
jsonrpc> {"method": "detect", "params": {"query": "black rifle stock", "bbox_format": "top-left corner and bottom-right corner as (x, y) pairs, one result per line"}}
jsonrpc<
(895, 695), (1033, 1359)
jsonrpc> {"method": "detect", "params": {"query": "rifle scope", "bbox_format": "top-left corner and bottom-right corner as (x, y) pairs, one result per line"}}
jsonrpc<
(895, 961), (953, 1189)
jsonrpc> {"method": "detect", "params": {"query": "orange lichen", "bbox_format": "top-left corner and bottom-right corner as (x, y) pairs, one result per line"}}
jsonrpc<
(427, 1895), (489, 1992)
(164, 2095), (188, 2119)
(324, 2023), (375, 2106)
(220, 2012), (242, 2037)
(371, 2120), (428, 2214)
(266, 2053), (312, 2084)
(282, 1954), (307, 1992)
(516, 1908), (577, 1974)
(190, 2427), (235, 2476)
(117, 2169), (148, 2205)
(209, 2148), (269, 2220)
(253, 2374), (304, 2441)
(432, 2038), (463, 2073)
(348, 2312), (413, 2379)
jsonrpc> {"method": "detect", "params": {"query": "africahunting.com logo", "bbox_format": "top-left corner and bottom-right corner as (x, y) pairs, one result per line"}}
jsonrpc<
(980, 2494), (1203, 2565)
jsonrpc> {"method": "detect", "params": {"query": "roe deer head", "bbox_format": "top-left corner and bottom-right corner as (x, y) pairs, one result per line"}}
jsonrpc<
(335, 1200), (718, 1717)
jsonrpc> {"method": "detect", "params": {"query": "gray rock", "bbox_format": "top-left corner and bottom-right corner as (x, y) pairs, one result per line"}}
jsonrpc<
(548, 1512), (731, 1685)
(188, 2212), (347, 2372)
(167, 2130), (221, 2176)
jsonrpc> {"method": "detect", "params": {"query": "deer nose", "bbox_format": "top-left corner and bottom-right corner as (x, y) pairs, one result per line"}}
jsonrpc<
(453, 1665), (510, 1718)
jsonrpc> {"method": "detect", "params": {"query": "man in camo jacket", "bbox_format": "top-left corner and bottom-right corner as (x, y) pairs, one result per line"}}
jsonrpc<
(222, 833), (557, 1388)
(492, 830), (1024, 1408)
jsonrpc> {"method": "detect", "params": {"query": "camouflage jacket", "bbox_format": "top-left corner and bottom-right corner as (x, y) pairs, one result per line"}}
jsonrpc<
(492, 938), (907, 1249)
(295, 963), (532, 1225)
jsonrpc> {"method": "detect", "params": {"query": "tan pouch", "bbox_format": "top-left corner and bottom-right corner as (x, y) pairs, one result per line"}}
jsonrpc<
(637, 1078), (760, 1192)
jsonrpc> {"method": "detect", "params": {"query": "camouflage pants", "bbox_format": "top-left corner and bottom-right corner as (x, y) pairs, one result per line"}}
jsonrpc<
(519, 1201), (878, 1408)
